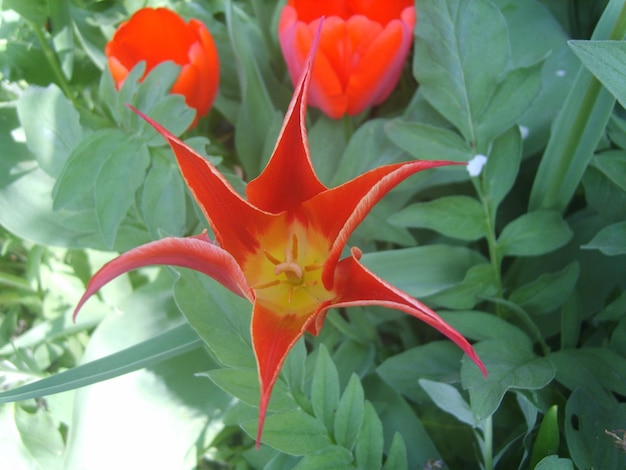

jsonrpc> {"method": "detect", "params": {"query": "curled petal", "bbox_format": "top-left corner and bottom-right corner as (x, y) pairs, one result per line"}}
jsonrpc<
(74, 234), (253, 320)
(331, 251), (487, 376)
(302, 160), (464, 288)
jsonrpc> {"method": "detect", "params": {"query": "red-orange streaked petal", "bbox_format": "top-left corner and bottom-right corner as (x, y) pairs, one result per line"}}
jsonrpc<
(246, 22), (327, 214)
(133, 107), (274, 265)
(251, 301), (325, 447)
(73, 233), (253, 321)
(331, 251), (487, 376)
(302, 160), (464, 288)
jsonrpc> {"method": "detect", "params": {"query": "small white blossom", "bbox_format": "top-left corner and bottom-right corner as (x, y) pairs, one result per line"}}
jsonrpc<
(467, 154), (488, 177)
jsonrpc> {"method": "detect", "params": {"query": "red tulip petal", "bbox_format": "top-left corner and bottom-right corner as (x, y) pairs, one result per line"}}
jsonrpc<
(302, 160), (463, 287)
(247, 20), (327, 214)
(332, 251), (487, 376)
(74, 234), (253, 321)
(346, 9), (415, 115)
(251, 301), (322, 447)
(133, 107), (274, 265)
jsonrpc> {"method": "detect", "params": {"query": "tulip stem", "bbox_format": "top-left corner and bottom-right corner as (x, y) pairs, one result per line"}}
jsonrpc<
(342, 115), (354, 141)
(482, 415), (494, 470)
(27, 19), (79, 109)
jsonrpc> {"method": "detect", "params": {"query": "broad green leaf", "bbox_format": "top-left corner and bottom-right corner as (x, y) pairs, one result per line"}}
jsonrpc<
(243, 409), (331, 455)
(426, 263), (498, 309)
(389, 195), (487, 241)
(17, 84), (82, 177)
(334, 374), (365, 451)
(13, 404), (65, 470)
(582, 221), (626, 256)
(141, 150), (186, 239)
(498, 211), (572, 257)
(550, 348), (626, 401)
(565, 388), (626, 470)
(475, 62), (543, 144)
(94, 137), (150, 248)
(583, 165), (626, 223)
(594, 290), (626, 322)
(384, 120), (472, 162)
(355, 402), (384, 470)
(173, 269), (255, 369)
(593, 151), (626, 191)
(535, 455), (574, 470)
(482, 126), (522, 215)
(293, 446), (354, 470)
(528, 0), (626, 212)
(311, 345), (340, 431)
(509, 262), (580, 314)
(413, 0), (509, 145)
(461, 338), (555, 421)
(569, 40), (626, 110)
(419, 379), (475, 427)
(439, 311), (529, 344)
(0, 323), (201, 404)
(377, 341), (463, 404)
(561, 296), (583, 350)
(362, 245), (486, 298)
(202, 368), (295, 413)
(530, 405), (560, 469)
(382, 433), (408, 470)
(309, 115), (347, 186)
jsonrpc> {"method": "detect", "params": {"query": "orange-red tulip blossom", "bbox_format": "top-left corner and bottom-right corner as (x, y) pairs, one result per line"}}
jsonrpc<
(75, 29), (485, 448)
(278, 0), (415, 118)
(106, 7), (219, 128)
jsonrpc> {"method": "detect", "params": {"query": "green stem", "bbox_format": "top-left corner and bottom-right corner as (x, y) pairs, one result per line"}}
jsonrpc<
(342, 114), (354, 142)
(483, 416), (494, 470)
(27, 19), (78, 108)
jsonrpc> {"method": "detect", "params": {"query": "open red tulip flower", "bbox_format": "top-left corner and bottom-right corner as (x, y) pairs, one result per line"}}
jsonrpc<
(278, 0), (416, 119)
(75, 27), (485, 448)
(106, 7), (219, 128)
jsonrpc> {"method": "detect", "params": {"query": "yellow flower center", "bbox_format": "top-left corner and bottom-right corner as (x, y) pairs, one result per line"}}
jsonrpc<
(246, 224), (334, 315)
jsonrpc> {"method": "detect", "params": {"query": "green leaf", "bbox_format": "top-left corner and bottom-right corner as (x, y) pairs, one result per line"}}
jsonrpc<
(390, 195), (487, 241)
(530, 404), (560, 469)
(482, 126), (522, 215)
(95, 139), (150, 248)
(439, 310), (530, 344)
(377, 341), (463, 404)
(49, 0), (73, 78)
(173, 269), (255, 369)
(202, 368), (295, 413)
(311, 345), (340, 431)
(498, 211), (572, 257)
(569, 40), (626, 110)
(461, 338), (555, 421)
(419, 379), (475, 427)
(382, 433), (408, 470)
(293, 446), (354, 470)
(141, 150), (186, 239)
(362, 245), (486, 298)
(509, 262), (580, 314)
(426, 263), (499, 309)
(593, 151), (626, 191)
(13, 404), (65, 470)
(309, 115), (347, 186)
(384, 120), (472, 162)
(0, 323), (201, 404)
(334, 374), (365, 451)
(355, 402), (384, 470)
(565, 388), (626, 470)
(535, 455), (574, 470)
(582, 221), (626, 256)
(413, 0), (510, 145)
(475, 62), (543, 144)
(17, 84), (82, 177)
(528, 0), (626, 212)
(243, 409), (331, 455)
